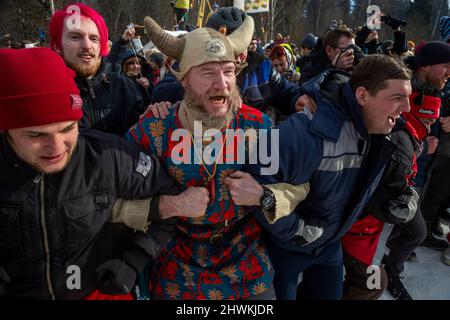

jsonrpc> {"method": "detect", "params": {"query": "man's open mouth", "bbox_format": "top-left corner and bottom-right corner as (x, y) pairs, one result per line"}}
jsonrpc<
(210, 96), (227, 105)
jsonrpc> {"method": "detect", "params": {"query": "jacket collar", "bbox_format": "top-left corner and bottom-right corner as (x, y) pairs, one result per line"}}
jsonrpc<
(301, 69), (369, 143)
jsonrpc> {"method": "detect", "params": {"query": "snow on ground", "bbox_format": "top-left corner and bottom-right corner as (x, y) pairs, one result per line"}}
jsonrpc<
(381, 246), (450, 300)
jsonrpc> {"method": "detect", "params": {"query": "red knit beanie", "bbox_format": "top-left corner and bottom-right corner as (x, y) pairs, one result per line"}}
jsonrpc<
(49, 3), (109, 57)
(0, 48), (83, 130)
(408, 92), (441, 120)
(403, 92), (441, 140)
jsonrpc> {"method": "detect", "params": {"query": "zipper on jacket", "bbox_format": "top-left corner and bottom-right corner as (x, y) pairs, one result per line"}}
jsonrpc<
(87, 79), (96, 127)
(38, 175), (56, 300)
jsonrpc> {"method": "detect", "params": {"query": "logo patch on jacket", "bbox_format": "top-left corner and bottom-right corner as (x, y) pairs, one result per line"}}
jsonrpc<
(136, 152), (152, 177)
(94, 192), (109, 210)
(70, 94), (83, 110)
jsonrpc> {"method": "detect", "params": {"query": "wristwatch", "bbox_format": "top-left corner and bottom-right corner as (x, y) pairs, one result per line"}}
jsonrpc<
(260, 186), (276, 211)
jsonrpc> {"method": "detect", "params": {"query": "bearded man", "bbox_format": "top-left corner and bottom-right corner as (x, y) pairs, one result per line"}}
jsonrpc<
(49, 3), (144, 136)
(125, 14), (309, 300)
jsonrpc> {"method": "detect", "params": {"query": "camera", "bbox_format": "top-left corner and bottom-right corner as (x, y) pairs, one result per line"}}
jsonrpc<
(338, 44), (365, 67)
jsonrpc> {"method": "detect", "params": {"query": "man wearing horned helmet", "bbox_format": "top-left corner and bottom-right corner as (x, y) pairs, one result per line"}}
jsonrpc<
(125, 14), (309, 299)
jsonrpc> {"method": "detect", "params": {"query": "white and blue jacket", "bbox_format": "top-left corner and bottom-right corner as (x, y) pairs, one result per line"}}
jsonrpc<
(247, 70), (396, 256)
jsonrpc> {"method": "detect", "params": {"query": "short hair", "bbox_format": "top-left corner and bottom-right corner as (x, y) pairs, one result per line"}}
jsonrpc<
(49, 3), (109, 57)
(323, 28), (354, 49)
(350, 54), (411, 95)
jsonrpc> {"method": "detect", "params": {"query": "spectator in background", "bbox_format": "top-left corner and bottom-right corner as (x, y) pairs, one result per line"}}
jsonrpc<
(284, 34), (291, 44)
(148, 52), (165, 86)
(297, 33), (318, 71)
(248, 37), (258, 52)
(417, 39), (450, 256)
(299, 27), (356, 84)
(263, 43), (274, 59)
(1, 33), (12, 48)
(151, 58), (184, 105)
(355, 14), (407, 57)
(106, 25), (137, 73)
(212, 3), (219, 13)
(270, 44), (300, 83)
(274, 33), (284, 45)
(121, 49), (152, 110)
(171, 0), (191, 31)
(407, 40), (415, 55)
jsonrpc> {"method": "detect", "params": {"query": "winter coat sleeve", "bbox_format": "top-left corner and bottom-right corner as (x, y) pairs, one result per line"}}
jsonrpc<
(298, 55), (333, 85)
(245, 114), (321, 243)
(121, 76), (145, 128)
(106, 38), (129, 74)
(393, 30), (407, 55)
(366, 130), (418, 224)
(268, 64), (304, 115)
(107, 136), (180, 272)
(109, 133), (180, 201)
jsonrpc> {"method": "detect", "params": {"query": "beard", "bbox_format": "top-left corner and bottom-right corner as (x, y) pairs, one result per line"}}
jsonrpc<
(66, 56), (101, 78)
(183, 84), (242, 130)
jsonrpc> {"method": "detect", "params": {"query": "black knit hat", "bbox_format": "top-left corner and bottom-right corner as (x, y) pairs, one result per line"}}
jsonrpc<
(416, 41), (450, 68)
(206, 6), (246, 34)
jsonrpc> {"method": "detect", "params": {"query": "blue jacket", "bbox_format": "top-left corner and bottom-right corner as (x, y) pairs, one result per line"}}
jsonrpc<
(247, 70), (395, 256)
(238, 51), (302, 115)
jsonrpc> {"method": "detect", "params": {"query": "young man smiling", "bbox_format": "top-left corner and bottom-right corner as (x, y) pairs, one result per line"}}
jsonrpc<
(49, 3), (144, 136)
(0, 48), (179, 299)
(247, 55), (412, 300)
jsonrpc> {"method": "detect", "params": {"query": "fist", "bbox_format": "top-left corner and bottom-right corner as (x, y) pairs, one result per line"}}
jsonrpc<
(136, 77), (150, 89)
(295, 94), (317, 113)
(122, 26), (135, 42)
(176, 187), (209, 218)
(224, 171), (263, 206)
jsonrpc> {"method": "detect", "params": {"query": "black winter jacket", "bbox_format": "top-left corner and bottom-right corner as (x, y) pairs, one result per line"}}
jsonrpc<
(298, 48), (333, 85)
(0, 129), (179, 299)
(365, 120), (421, 224)
(75, 61), (144, 136)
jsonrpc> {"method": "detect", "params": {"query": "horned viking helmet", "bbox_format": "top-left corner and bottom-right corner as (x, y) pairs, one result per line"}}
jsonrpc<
(143, 13), (254, 80)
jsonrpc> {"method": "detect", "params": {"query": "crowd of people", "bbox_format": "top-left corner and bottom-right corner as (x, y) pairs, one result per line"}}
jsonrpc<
(0, 3), (449, 301)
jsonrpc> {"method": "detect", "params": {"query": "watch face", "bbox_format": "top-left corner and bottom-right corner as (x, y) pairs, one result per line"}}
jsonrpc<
(262, 196), (274, 209)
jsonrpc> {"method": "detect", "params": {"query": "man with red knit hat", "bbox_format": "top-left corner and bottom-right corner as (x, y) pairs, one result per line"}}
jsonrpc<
(0, 48), (180, 299)
(49, 3), (144, 136)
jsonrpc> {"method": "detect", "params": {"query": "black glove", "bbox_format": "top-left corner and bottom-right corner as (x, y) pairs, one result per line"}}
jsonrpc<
(96, 259), (137, 295)
(0, 266), (11, 296)
(384, 188), (419, 224)
(382, 15), (407, 30)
